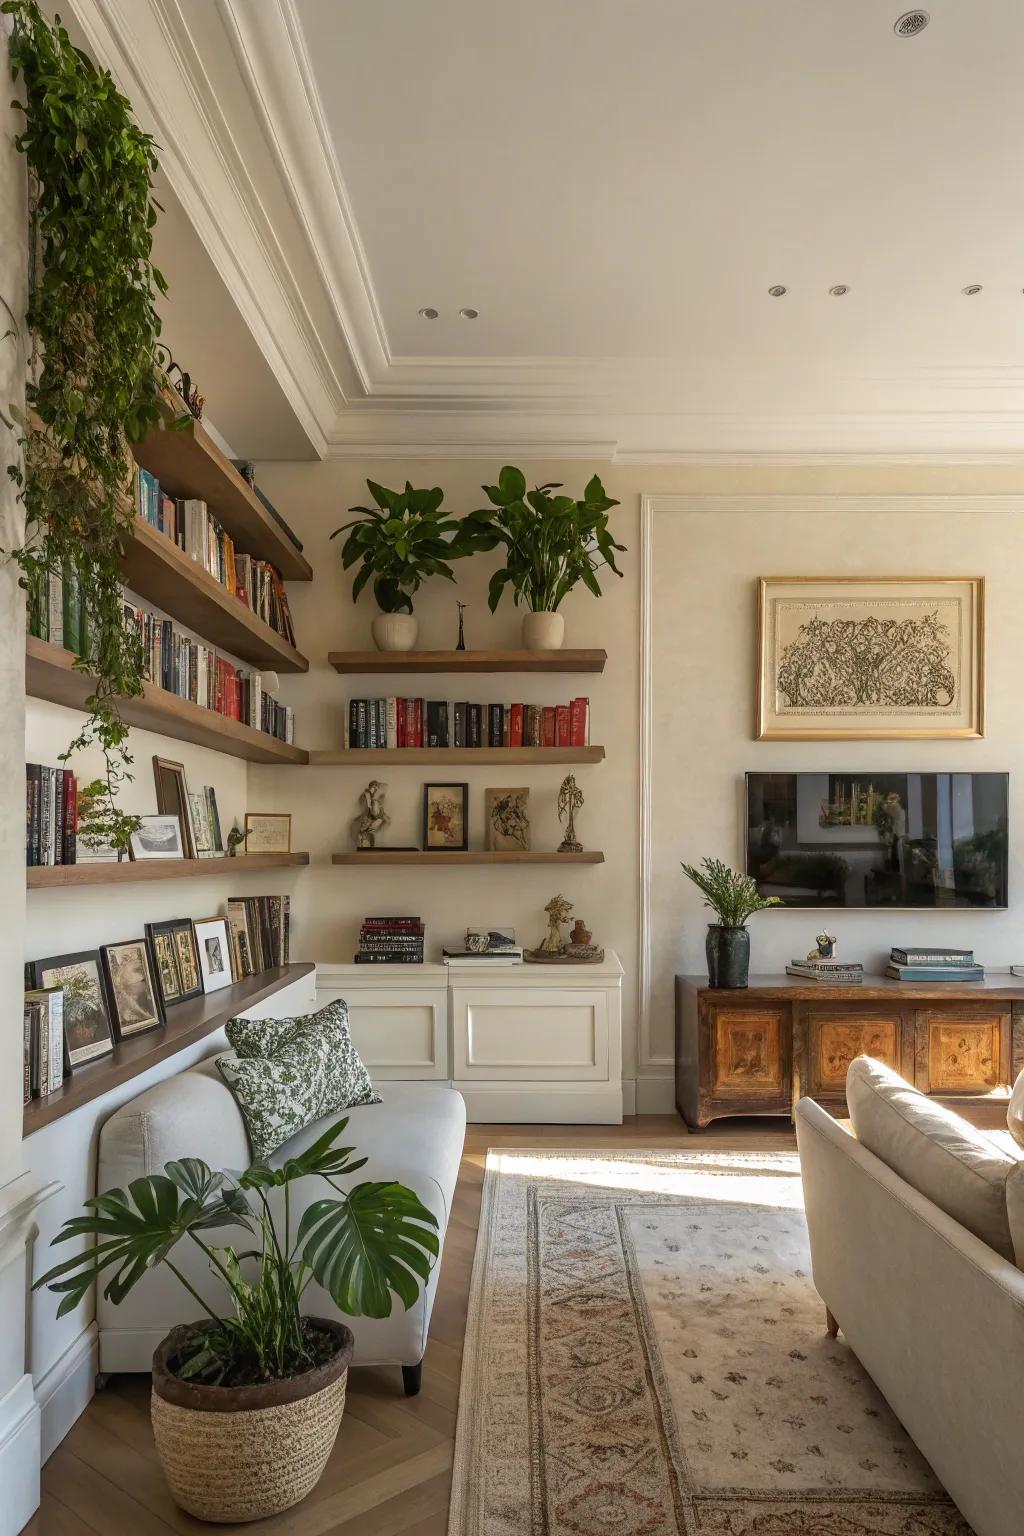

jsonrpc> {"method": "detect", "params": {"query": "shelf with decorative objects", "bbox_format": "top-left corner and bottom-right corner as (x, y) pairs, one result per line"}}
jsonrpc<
(327, 649), (606, 675)
(27, 852), (310, 889)
(331, 850), (604, 866)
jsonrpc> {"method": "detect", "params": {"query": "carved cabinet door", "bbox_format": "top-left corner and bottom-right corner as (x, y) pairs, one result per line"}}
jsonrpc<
(799, 1006), (911, 1107)
(709, 1003), (791, 1116)
(913, 1006), (1012, 1096)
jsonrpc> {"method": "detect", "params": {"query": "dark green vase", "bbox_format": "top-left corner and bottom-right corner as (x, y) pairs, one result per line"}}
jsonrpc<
(706, 925), (750, 988)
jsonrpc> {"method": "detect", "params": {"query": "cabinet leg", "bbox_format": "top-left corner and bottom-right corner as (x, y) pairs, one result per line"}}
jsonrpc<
(825, 1308), (839, 1339)
(402, 1361), (422, 1397)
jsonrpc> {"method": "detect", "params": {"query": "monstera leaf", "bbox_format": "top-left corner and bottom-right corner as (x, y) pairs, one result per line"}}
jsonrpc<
(297, 1181), (439, 1318)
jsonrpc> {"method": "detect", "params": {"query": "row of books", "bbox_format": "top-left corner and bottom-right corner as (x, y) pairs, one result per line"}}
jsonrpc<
(354, 916), (424, 964)
(23, 988), (66, 1102)
(346, 698), (591, 750)
(135, 467), (297, 645)
(786, 957), (864, 983)
(121, 599), (295, 744)
(28, 565), (94, 656)
(25, 765), (78, 867)
(227, 895), (291, 978)
(886, 946), (983, 982)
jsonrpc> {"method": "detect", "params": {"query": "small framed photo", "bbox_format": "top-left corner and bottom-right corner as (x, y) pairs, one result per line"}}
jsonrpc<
(101, 939), (165, 1040)
(27, 951), (114, 1067)
(193, 917), (234, 994)
(129, 814), (185, 861)
(423, 784), (469, 851)
(244, 812), (292, 854)
(153, 757), (197, 858)
(145, 919), (203, 1007)
(485, 787), (530, 851)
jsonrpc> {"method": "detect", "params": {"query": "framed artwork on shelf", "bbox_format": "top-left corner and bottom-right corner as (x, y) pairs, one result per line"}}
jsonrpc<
(153, 757), (197, 858)
(485, 787), (530, 851)
(756, 576), (985, 740)
(145, 919), (204, 1008)
(243, 812), (292, 854)
(423, 783), (469, 851)
(27, 950), (113, 1067)
(193, 916), (234, 994)
(129, 814), (185, 861)
(100, 939), (165, 1040)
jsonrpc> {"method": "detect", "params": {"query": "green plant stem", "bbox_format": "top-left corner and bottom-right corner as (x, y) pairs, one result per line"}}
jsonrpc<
(187, 1230), (241, 1302)
(163, 1258), (225, 1330)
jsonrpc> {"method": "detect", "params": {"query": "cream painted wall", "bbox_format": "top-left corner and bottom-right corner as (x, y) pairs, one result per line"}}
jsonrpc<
(248, 457), (1024, 1102)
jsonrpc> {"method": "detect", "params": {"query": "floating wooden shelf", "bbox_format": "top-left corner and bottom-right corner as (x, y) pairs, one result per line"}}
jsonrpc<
(328, 649), (606, 674)
(309, 745), (604, 766)
(23, 963), (315, 1135)
(27, 852), (310, 889)
(26, 637), (309, 765)
(132, 410), (312, 581)
(331, 850), (604, 866)
(121, 520), (309, 673)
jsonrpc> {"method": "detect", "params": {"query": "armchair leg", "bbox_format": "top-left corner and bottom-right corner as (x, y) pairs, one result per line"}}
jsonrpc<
(402, 1362), (423, 1397)
(825, 1308), (839, 1339)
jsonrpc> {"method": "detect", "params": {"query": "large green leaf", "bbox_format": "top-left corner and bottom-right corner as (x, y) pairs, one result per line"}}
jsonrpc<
(297, 1183), (439, 1319)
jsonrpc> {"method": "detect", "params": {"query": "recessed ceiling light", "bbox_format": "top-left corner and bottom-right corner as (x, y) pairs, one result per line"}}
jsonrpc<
(829, 284), (850, 296)
(418, 307), (439, 319)
(768, 285), (787, 298)
(894, 10), (929, 38)
(459, 307), (479, 320)
(962, 284), (983, 296)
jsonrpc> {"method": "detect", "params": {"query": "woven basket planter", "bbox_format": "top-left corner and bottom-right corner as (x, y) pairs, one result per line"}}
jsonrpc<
(151, 1318), (354, 1523)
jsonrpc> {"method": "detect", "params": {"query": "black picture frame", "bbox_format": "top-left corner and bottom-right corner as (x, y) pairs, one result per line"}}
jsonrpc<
(145, 919), (204, 1007)
(422, 782), (469, 851)
(27, 950), (114, 1068)
(100, 939), (165, 1041)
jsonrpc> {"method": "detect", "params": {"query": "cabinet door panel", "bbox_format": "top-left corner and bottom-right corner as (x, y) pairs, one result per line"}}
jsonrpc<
(916, 1008), (1008, 1094)
(452, 987), (610, 1081)
(806, 1011), (903, 1098)
(712, 1007), (787, 1096)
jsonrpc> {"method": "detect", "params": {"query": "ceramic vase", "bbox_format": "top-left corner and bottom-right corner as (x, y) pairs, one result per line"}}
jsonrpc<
(522, 611), (564, 650)
(371, 613), (418, 652)
(705, 924), (750, 989)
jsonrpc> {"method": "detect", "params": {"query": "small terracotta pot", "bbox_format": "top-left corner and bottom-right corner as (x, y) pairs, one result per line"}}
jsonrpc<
(372, 612), (418, 651)
(523, 610), (565, 650)
(151, 1318), (354, 1523)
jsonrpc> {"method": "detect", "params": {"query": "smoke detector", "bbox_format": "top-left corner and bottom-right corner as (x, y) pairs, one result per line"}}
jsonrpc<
(894, 11), (929, 37)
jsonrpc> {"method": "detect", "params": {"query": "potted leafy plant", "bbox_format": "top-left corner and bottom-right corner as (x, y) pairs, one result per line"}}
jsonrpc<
(453, 466), (624, 650)
(332, 480), (463, 650)
(681, 857), (782, 988)
(35, 1119), (438, 1523)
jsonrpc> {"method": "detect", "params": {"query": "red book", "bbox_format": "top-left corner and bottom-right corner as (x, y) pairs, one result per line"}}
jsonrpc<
(396, 698), (406, 748)
(413, 698), (424, 748)
(570, 697), (589, 747)
(555, 705), (570, 747)
(541, 707), (556, 747)
(405, 698), (416, 747)
(509, 703), (524, 747)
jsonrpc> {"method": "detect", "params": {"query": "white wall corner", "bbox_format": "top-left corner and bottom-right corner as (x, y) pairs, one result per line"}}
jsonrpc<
(0, 1374), (41, 1536)
(35, 1324), (98, 1464)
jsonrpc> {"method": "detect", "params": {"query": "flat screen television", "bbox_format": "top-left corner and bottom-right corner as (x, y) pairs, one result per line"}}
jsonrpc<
(745, 772), (1009, 909)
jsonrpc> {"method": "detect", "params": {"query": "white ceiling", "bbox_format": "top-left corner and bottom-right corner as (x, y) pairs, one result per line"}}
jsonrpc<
(65, 0), (1024, 457)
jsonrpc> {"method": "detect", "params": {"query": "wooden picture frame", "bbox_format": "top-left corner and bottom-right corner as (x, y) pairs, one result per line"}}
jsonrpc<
(422, 783), (469, 851)
(145, 919), (203, 1007)
(485, 787), (531, 851)
(100, 939), (165, 1039)
(756, 576), (985, 740)
(28, 950), (114, 1067)
(153, 756), (197, 858)
(243, 812), (292, 855)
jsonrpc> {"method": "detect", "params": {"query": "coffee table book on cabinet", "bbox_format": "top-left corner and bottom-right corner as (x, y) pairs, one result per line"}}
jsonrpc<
(675, 974), (1024, 1130)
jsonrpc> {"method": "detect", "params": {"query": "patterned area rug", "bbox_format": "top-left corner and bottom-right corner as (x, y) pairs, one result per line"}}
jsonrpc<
(449, 1149), (971, 1536)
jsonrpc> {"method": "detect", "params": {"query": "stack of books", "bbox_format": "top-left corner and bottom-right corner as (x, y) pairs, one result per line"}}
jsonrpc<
(886, 947), (983, 982)
(346, 698), (590, 749)
(24, 988), (67, 1104)
(226, 895), (290, 977)
(786, 956), (864, 984)
(355, 916), (424, 964)
(25, 764), (78, 867)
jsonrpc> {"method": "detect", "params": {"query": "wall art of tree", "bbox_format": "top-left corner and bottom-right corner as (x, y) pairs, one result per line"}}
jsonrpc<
(776, 612), (957, 710)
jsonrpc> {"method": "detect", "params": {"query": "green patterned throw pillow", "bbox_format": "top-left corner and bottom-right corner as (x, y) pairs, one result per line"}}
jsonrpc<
(216, 999), (381, 1161)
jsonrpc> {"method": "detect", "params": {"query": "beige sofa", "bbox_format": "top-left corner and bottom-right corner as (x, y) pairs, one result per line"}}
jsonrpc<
(796, 1057), (1024, 1536)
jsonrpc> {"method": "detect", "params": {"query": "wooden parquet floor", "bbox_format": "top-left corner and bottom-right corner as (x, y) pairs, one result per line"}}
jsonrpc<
(26, 1115), (797, 1536)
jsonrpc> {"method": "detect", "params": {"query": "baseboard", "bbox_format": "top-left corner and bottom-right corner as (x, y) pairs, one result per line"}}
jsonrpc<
(457, 1083), (624, 1124)
(35, 1323), (97, 1462)
(635, 1076), (677, 1114)
(0, 1374), (41, 1536)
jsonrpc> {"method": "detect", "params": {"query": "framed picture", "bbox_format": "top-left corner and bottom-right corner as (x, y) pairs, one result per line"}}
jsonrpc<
(145, 919), (203, 1007)
(129, 814), (185, 861)
(485, 788), (530, 851)
(756, 577), (985, 741)
(101, 939), (164, 1039)
(244, 812), (292, 854)
(153, 757), (197, 858)
(423, 783), (469, 851)
(193, 916), (234, 993)
(28, 951), (113, 1067)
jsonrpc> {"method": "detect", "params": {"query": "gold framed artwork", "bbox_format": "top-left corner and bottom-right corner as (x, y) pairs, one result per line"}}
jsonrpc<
(756, 577), (984, 741)
(243, 812), (292, 854)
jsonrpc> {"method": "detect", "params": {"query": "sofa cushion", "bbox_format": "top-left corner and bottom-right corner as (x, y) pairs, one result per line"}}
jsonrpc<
(846, 1055), (1024, 1267)
(1009, 1067), (1024, 1152)
(217, 998), (381, 1160)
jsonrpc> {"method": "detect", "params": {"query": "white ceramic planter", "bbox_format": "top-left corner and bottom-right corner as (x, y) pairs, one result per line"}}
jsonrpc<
(522, 611), (565, 651)
(372, 613), (418, 652)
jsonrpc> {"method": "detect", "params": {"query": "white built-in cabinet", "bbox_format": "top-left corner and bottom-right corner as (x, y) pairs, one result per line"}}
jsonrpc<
(316, 953), (624, 1123)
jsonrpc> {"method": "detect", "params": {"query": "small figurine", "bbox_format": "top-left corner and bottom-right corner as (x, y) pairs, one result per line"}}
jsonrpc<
(807, 931), (837, 961)
(570, 919), (592, 946)
(226, 823), (247, 858)
(352, 779), (391, 849)
(533, 894), (574, 955)
(456, 600), (467, 652)
(557, 774), (584, 853)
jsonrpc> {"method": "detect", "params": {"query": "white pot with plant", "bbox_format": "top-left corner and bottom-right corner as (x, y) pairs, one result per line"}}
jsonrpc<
(332, 480), (464, 650)
(36, 1119), (438, 1523)
(453, 466), (625, 649)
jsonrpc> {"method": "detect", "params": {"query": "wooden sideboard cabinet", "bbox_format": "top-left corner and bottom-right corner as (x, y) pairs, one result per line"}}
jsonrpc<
(675, 974), (1024, 1129)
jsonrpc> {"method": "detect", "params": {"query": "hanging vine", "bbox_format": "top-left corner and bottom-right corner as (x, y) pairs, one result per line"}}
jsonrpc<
(3, 0), (172, 852)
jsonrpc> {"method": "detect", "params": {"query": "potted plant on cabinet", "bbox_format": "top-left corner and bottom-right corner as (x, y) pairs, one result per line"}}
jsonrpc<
(681, 857), (781, 988)
(35, 1119), (438, 1523)
(332, 480), (464, 650)
(452, 466), (624, 649)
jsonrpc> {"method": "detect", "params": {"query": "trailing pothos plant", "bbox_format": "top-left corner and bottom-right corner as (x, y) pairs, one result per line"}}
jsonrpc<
(2, 0), (175, 854)
(332, 479), (464, 613)
(35, 1117), (439, 1387)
